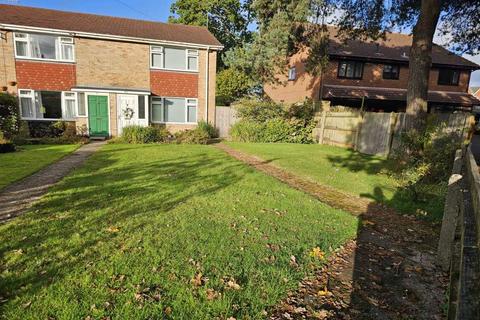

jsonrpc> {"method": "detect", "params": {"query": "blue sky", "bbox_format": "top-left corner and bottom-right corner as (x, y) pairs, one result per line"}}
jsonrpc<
(1, 0), (479, 86)
(0, 0), (175, 22)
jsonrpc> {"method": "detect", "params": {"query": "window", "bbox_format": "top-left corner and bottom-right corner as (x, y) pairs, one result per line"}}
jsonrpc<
(438, 69), (460, 86)
(19, 89), (78, 120)
(383, 64), (400, 80)
(288, 67), (296, 81)
(151, 97), (198, 123)
(337, 61), (364, 79)
(138, 96), (146, 119)
(150, 46), (198, 71)
(14, 32), (74, 62)
(77, 93), (86, 116)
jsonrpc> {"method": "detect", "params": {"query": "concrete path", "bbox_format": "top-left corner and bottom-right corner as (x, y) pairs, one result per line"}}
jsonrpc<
(0, 141), (106, 223)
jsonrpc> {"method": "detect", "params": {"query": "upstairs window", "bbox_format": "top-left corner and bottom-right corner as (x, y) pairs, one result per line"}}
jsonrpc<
(338, 61), (363, 79)
(438, 69), (460, 86)
(14, 33), (74, 62)
(288, 67), (296, 81)
(383, 64), (400, 80)
(150, 46), (198, 71)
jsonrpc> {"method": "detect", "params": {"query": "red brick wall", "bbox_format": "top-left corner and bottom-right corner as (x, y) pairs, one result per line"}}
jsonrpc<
(150, 70), (198, 97)
(15, 60), (76, 91)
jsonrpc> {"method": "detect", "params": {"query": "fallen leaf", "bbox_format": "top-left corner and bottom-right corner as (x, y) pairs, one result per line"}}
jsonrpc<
(106, 226), (119, 233)
(22, 301), (31, 308)
(226, 279), (241, 290)
(309, 247), (325, 260)
(164, 306), (172, 315)
(206, 288), (220, 300)
(290, 255), (298, 267)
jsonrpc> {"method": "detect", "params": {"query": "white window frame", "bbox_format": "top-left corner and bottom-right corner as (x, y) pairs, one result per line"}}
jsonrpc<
(62, 91), (77, 120)
(150, 97), (198, 124)
(18, 89), (36, 120)
(14, 32), (75, 63)
(76, 92), (87, 117)
(150, 45), (199, 72)
(288, 67), (296, 81)
(19, 89), (80, 120)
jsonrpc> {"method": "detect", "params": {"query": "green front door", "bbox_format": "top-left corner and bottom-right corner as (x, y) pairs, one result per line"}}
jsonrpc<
(88, 95), (109, 137)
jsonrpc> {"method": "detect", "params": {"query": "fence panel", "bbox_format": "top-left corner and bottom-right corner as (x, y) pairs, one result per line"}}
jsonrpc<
(357, 112), (392, 155)
(215, 106), (238, 138)
(320, 111), (360, 147)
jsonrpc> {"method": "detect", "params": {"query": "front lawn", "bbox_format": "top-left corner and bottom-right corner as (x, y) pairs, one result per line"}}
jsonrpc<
(0, 144), (357, 319)
(0, 144), (80, 190)
(225, 142), (446, 221)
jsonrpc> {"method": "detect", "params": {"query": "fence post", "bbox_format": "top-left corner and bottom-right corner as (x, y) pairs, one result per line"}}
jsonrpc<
(385, 113), (398, 157)
(318, 111), (327, 145)
(353, 112), (363, 151)
(438, 149), (464, 271)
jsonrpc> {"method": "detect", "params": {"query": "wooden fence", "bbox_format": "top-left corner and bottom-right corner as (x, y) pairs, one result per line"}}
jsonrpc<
(314, 111), (474, 156)
(438, 146), (480, 319)
(215, 106), (238, 138)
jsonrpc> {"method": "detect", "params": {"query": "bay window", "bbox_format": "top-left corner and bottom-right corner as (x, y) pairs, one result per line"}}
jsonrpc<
(151, 97), (198, 123)
(150, 46), (198, 71)
(19, 90), (78, 120)
(14, 32), (74, 62)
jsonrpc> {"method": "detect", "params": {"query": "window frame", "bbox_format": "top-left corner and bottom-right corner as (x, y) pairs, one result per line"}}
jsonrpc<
(337, 60), (364, 80)
(150, 45), (199, 72)
(150, 97), (198, 124)
(288, 67), (296, 81)
(382, 64), (400, 80)
(19, 89), (79, 120)
(13, 32), (75, 62)
(437, 68), (460, 86)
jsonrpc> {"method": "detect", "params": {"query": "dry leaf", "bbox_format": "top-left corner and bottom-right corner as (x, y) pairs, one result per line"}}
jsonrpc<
(290, 255), (298, 267)
(226, 279), (241, 290)
(106, 226), (119, 233)
(164, 306), (172, 315)
(309, 247), (325, 259)
(206, 288), (220, 300)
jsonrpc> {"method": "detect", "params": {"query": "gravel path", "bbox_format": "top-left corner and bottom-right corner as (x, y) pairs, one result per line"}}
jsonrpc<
(215, 143), (448, 320)
(0, 141), (106, 223)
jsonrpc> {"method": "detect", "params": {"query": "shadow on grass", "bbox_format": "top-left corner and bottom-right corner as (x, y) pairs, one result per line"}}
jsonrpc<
(0, 145), (245, 307)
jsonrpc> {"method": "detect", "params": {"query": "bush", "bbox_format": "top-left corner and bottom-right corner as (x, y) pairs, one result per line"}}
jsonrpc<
(174, 128), (210, 144)
(233, 98), (285, 122)
(0, 132), (15, 153)
(0, 92), (19, 139)
(196, 120), (218, 138)
(231, 118), (315, 143)
(216, 68), (252, 106)
(230, 120), (266, 142)
(121, 125), (169, 144)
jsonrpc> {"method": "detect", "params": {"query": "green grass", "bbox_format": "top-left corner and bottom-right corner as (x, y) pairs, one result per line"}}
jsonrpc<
(225, 142), (446, 221)
(0, 144), (79, 190)
(0, 144), (357, 319)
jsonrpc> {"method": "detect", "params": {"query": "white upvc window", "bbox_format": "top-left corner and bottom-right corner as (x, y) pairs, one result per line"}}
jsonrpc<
(77, 92), (87, 117)
(150, 45), (199, 72)
(150, 97), (198, 124)
(14, 32), (75, 62)
(19, 89), (79, 120)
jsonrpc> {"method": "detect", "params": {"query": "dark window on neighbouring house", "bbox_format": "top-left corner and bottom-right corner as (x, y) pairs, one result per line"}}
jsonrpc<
(288, 67), (296, 80)
(337, 61), (364, 79)
(383, 64), (400, 79)
(39, 91), (62, 119)
(438, 69), (460, 85)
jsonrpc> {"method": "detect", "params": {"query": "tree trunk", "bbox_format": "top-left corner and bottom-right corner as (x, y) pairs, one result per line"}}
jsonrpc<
(406, 0), (441, 129)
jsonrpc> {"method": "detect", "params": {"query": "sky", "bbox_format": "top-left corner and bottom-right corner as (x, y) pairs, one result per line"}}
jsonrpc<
(1, 0), (479, 87)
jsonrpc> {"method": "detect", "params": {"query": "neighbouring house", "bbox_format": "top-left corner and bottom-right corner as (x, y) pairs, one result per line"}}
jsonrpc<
(265, 26), (480, 113)
(0, 4), (222, 137)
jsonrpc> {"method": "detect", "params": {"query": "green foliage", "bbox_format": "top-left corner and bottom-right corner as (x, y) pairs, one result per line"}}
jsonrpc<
(230, 120), (265, 142)
(169, 0), (253, 68)
(0, 92), (20, 139)
(196, 120), (218, 138)
(233, 97), (285, 122)
(121, 126), (170, 144)
(216, 68), (253, 105)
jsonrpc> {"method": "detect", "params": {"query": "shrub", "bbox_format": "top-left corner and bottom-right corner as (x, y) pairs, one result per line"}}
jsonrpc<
(230, 120), (266, 142)
(233, 98), (285, 122)
(121, 125), (169, 144)
(174, 128), (210, 144)
(0, 92), (20, 139)
(196, 120), (218, 138)
(0, 132), (15, 153)
(284, 99), (315, 121)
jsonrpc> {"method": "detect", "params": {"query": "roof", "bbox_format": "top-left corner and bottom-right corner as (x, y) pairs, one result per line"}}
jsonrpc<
(326, 26), (479, 69)
(0, 4), (222, 48)
(323, 85), (480, 106)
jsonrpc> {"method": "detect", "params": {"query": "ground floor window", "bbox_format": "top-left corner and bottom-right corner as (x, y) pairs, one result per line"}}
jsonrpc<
(19, 89), (78, 120)
(151, 97), (198, 124)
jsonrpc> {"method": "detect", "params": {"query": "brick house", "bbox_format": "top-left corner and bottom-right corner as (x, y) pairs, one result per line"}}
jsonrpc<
(265, 27), (480, 112)
(0, 4), (222, 137)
